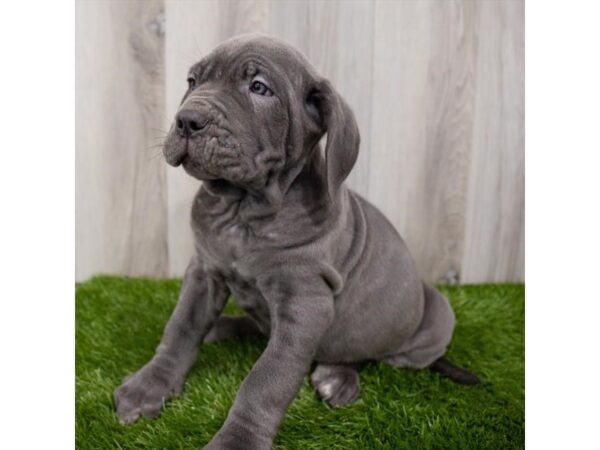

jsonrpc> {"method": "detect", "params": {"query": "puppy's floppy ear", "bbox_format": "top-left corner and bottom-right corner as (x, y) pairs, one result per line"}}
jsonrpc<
(308, 79), (360, 201)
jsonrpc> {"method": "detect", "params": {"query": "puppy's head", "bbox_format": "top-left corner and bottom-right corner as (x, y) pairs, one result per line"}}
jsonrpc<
(163, 34), (359, 200)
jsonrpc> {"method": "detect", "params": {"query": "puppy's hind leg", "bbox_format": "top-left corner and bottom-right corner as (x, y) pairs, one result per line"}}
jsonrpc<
(203, 315), (266, 343)
(310, 363), (360, 407)
(385, 282), (480, 385)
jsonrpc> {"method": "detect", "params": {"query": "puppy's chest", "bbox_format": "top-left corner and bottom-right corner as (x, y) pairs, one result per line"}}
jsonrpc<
(192, 194), (253, 264)
(222, 269), (270, 332)
(195, 220), (252, 273)
(194, 216), (271, 326)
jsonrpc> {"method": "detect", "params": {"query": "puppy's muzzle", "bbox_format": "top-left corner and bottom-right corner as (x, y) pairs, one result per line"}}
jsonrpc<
(176, 109), (209, 138)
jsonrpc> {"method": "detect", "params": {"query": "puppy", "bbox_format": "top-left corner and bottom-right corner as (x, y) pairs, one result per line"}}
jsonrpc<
(114, 34), (478, 449)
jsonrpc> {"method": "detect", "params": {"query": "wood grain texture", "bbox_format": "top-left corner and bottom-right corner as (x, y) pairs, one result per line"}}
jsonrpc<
(268, 0), (310, 52)
(369, 0), (435, 276)
(410, 0), (479, 284)
(370, 0), (480, 283)
(77, 0), (525, 283)
(76, 0), (167, 281)
(461, 0), (525, 283)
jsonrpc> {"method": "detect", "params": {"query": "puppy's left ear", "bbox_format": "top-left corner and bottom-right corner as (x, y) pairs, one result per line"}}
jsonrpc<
(309, 80), (360, 201)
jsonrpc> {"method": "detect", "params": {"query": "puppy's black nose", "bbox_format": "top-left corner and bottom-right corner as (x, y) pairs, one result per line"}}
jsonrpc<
(176, 109), (208, 138)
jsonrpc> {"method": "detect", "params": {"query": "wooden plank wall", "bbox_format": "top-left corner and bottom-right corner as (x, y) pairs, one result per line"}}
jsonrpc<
(76, 0), (525, 284)
(76, 0), (168, 280)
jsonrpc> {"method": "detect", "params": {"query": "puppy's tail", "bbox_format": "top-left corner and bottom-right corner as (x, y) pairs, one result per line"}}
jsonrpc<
(429, 357), (480, 385)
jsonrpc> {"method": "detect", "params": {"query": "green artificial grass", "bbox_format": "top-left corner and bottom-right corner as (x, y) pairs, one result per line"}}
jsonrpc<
(76, 276), (524, 449)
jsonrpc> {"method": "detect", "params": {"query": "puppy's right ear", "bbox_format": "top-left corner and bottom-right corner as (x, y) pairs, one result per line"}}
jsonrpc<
(307, 79), (360, 202)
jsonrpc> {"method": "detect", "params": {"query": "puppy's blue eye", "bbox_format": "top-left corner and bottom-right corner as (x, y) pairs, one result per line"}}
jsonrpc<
(250, 80), (272, 96)
(187, 78), (196, 89)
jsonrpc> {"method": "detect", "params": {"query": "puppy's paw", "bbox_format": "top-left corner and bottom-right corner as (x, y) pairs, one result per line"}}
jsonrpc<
(310, 364), (360, 407)
(113, 361), (184, 424)
(203, 421), (273, 450)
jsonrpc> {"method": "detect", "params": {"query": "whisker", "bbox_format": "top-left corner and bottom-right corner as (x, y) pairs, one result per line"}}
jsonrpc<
(145, 127), (170, 134)
(146, 147), (166, 162)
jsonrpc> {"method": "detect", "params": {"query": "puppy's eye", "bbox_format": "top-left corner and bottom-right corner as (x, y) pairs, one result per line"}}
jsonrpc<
(249, 79), (272, 96)
(187, 77), (196, 89)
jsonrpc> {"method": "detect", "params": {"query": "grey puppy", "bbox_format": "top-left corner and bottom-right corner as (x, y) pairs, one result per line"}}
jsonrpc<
(114, 34), (478, 449)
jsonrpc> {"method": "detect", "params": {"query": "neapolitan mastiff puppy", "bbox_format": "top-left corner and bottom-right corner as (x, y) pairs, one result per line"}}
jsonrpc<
(114, 34), (479, 449)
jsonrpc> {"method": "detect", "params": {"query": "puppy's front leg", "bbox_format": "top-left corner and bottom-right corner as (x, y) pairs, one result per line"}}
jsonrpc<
(114, 257), (229, 423)
(205, 273), (334, 450)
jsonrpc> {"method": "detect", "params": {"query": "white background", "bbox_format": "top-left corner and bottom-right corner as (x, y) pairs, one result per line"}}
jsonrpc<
(0, 0), (599, 448)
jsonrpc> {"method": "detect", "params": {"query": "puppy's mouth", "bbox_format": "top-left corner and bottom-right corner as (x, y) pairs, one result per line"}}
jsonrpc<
(181, 154), (219, 180)
(170, 151), (188, 167)
(163, 134), (234, 182)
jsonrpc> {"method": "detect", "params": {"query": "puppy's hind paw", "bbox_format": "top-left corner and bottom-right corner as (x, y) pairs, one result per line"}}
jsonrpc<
(310, 363), (360, 407)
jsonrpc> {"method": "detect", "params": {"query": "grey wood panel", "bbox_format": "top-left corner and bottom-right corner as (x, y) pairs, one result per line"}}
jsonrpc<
(461, 0), (525, 283)
(219, 0), (270, 40)
(77, 0), (525, 283)
(405, 0), (479, 284)
(418, 0), (480, 284)
(75, 0), (167, 281)
(268, 0), (310, 52)
(369, 0), (484, 284)
(370, 0), (437, 279)
(369, 0), (432, 246)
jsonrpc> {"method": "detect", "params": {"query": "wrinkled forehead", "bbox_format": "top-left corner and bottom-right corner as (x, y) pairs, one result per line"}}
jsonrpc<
(189, 35), (319, 89)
